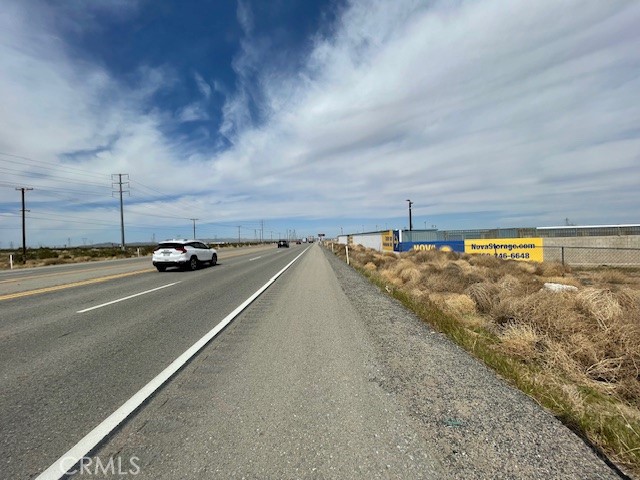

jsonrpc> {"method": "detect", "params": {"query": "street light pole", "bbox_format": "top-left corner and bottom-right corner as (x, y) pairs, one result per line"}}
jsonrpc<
(406, 199), (413, 231)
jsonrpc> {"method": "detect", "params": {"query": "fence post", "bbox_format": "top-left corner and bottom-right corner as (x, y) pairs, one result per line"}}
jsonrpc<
(346, 245), (350, 265)
(561, 246), (565, 266)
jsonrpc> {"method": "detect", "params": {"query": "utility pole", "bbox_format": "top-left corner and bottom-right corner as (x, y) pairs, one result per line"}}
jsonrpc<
(237, 226), (241, 244)
(16, 187), (33, 264)
(406, 199), (413, 231)
(112, 174), (129, 251)
(190, 218), (199, 239)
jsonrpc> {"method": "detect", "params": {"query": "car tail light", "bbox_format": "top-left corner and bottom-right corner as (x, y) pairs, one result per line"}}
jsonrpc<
(176, 246), (187, 253)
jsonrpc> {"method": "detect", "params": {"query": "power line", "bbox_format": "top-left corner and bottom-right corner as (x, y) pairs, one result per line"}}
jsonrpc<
(0, 165), (111, 189)
(0, 151), (110, 180)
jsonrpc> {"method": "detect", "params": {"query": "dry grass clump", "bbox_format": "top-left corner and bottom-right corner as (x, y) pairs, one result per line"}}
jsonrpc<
(406, 249), (442, 263)
(576, 288), (623, 330)
(499, 323), (542, 361)
(429, 293), (477, 316)
(363, 262), (377, 272)
(388, 259), (421, 285)
(416, 262), (475, 294)
(466, 282), (499, 313)
(596, 269), (633, 285)
(614, 289), (640, 317)
(535, 261), (572, 277)
(466, 253), (502, 268)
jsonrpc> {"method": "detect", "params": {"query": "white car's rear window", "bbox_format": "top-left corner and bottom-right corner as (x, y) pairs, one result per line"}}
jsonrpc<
(157, 243), (185, 249)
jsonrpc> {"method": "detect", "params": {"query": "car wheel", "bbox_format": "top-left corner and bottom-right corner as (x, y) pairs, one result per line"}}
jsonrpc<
(156, 265), (166, 272)
(188, 256), (198, 271)
(210, 253), (217, 266)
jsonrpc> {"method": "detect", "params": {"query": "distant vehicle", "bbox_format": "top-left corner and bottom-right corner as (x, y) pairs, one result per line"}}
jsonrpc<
(296, 240), (302, 244)
(152, 239), (217, 271)
(277, 239), (289, 248)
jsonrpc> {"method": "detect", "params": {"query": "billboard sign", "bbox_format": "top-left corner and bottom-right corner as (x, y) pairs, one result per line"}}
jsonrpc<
(464, 238), (544, 262)
(382, 230), (395, 251)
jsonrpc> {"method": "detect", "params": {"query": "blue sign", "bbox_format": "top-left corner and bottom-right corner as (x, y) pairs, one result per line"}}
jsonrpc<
(396, 241), (465, 253)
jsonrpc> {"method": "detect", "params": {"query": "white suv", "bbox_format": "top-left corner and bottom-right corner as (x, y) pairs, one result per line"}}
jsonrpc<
(152, 239), (217, 272)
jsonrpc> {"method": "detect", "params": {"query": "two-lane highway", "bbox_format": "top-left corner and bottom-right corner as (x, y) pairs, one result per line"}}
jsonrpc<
(0, 244), (307, 479)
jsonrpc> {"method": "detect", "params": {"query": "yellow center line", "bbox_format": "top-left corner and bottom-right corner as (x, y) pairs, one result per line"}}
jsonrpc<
(0, 269), (155, 301)
(0, 247), (275, 301)
(0, 262), (150, 285)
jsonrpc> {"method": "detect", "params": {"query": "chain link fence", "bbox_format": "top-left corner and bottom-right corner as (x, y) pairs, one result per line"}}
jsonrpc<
(543, 245), (640, 267)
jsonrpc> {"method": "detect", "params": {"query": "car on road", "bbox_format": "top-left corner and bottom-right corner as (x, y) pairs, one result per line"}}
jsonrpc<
(277, 239), (289, 248)
(152, 239), (217, 271)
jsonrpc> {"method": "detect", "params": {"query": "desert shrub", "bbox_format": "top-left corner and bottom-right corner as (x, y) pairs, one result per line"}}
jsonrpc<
(428, 292), (477, 315)
(31, 248), (59, 260)
(465, 254), (502, 269)
(596, 269), (633, 285)
(514, 261), (538, 275)
(363, 262), (377, 271)
(576, 288), (623, 330)
(380, 269), (403, 287)
(371, 253), (395, 268)
(614, 289), (640, 321)
(442, 293), (477, 316)
(498, 323), (542, 361)
(407, 249), (442, 263)
(42, 258), (67, 266)
(388, 259), (421, 285)
(466, 282), (499, 313)
(534, 261), (572, 278)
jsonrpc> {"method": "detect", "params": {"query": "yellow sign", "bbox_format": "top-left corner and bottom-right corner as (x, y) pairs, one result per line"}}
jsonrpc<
(382, 230), (394, 251)
(464, 238), (544, 262)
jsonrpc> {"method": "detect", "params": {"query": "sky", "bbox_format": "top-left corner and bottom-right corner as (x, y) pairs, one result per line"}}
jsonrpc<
(0, 0), (639, 247)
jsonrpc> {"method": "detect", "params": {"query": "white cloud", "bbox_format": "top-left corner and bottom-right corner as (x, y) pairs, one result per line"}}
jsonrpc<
(216, 0), (640, 225)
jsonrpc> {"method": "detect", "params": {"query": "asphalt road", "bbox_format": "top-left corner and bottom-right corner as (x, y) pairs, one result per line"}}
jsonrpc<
(0, 244), (304, 479)
(1, 244), (623, 479)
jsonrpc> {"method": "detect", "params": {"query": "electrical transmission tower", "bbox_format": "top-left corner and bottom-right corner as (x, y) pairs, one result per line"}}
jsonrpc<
(111, 174), (130, 251)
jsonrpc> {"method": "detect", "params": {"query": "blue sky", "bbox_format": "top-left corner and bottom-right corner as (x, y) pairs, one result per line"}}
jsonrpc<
(0, 0), (639, 247)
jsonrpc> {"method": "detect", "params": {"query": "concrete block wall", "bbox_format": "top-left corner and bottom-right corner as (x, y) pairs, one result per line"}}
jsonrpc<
(543, 236), (640, 266)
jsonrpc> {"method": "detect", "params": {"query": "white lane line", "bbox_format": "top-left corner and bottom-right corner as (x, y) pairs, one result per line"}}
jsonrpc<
(249, 256), (263, 261)
(76, 283), (180, 313)
(37, 246), (310, 480)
